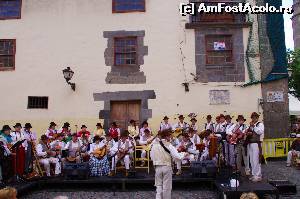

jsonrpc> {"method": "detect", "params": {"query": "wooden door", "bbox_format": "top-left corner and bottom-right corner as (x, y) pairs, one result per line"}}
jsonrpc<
(110, 100), (141, 131)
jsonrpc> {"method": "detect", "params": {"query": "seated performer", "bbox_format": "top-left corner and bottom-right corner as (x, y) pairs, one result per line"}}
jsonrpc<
(160, 116), (172, 131)
(36, 135), (61, 177)
(64, 133), (83, 164)
(287, 134), (300, 167)
(175, 133), (199, 175)
(0, 125), (14, 183)
(102, 132), (117, 158)
(128, 120), (139, 138)
(78, 126), (90, 162)
(45, 122), (57, 140)
(205, 115), (215, 132)
(138, 129), (155, 167)
(10, 123), (26, 177)
(94, 123), (105, 138)
(227, 115), (250, 175)
(49, 133), (65, 160)
(198, 130), (212, 161)
(109, 122), (121, 142)
(140, 121), (152, 137)
(189, 128), (201, 146)
(88, 136), (110, 176)
(110, 130), (134, 177)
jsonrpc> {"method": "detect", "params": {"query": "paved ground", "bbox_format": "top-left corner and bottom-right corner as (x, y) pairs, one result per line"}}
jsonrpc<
(21, 160), (300, 199)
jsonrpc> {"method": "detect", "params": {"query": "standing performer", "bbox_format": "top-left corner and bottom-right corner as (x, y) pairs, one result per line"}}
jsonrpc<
(58, 122), (71, 137)
(10, 123), (26, 177)
(45, 122), (57, 140)
(172, 115), (189, 135)
(175, 133), (199, 175)
(224, 115), (234, 167)
(160, 116), (172, 131)
(227, 115), (250, 175)
(0, 125), (14, 183)
(150, 130), (187, 199)
(78, 126), (90, 162)
(140, 121), (152, 137)
(93, 123), (105, 138)
(204, 115), (215, 132)
(128, 120), (139, 138)
(64, 133), (83, 164)
(77, 125), (91, 138)
(36, 135), (61, 177)
(109, 122), (121, 142)
(245, 112), (264, 182)
(110, 130), (134, 177)
(88, 135), (110, 176)
(23, 123), (37, 175)
(189, 118), (198, 131)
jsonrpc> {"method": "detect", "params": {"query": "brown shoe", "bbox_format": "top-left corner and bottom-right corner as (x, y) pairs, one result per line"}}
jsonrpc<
(125, 170), (129, 177)
(108, 171), (115, 177)
(176, 170), (182, 176)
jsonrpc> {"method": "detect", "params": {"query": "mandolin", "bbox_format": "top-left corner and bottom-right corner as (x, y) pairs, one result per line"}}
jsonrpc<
(93, 146), (107, 160)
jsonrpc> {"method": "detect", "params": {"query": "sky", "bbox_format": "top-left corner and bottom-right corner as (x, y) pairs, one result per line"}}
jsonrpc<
(283, 0), (294, 50)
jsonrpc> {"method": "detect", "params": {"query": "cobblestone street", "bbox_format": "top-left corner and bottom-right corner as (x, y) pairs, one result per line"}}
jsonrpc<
(21, 160), (300, 199)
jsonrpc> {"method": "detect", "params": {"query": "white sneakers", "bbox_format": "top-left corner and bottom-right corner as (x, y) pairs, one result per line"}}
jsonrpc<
(249, 176), (262, 182)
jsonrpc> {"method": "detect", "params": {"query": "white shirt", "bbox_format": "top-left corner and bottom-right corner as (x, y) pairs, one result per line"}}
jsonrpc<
(215, 122), (227, 133)
(139, 127), (151, 137)
(116, 139), (134, 153)
(253, 121), (264, 141)
(205, 122), (215, 131)
(45, 129), (57, 138)
(172, 122), (189, 131)
(160, 123), (172, 131)
(190, 134), (201, 145)
(190, 123), (198, 131)
(65, 140), (83, 150)
(88, 142), (106, 156)
(50, 140), (65, 150)
(36, 143), (49, 158)
(227, 123), (248, 135)
(139, 135), (154, 145)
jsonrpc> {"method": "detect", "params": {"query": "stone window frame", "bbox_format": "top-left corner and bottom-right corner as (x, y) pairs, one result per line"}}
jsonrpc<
(112, 0), (146, 13)
(103, 30), (148, 84)
(195, 27), (245, 82)
(205, 34), (233, 66)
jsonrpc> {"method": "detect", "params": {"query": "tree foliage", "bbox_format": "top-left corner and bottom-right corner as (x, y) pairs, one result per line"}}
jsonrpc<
(288, 49), (300, 98)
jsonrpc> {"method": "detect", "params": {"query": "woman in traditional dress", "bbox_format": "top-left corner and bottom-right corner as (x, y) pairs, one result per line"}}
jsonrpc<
(88, 136), (110, 176)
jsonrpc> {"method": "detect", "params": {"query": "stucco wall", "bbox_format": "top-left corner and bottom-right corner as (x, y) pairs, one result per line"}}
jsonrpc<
(0, 0), (262, 137)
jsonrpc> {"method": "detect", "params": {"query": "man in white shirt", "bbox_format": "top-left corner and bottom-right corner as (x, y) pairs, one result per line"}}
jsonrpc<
(227, 115), (250, 175)
(64, 133), (83, 164)
(204, 115), (215, 132)
(45, 122), (57, 139)
(189, 118), (198, 131)
(36, 135), (61, 177)
(23, 123), (37, 174)
(138, 129), (155, 167)
(172, 115), (189, 133)
(151, 129), (187, 199)
(246, 112), (264, 182)
(110, 130), (134, 177)
(224, 115), (234, 167)
(160, 116), (172, 131)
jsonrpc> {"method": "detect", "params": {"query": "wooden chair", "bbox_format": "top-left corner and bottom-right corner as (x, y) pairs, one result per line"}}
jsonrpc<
(135, 145), (150, 174)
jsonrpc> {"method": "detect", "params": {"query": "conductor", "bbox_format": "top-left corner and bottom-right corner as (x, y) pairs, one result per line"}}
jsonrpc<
(150, 129), (187, 199)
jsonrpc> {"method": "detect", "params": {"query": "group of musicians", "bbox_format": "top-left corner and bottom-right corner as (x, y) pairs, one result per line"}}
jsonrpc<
(0, 112), (264, 183)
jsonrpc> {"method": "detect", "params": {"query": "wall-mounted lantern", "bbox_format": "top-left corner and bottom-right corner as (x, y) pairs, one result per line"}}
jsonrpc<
(62, 67), (76, 91)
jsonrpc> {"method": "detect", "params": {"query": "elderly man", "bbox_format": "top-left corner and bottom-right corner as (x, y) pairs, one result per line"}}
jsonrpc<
(287, 134), (300, 167)
(36, 135), (61, 177)
(150, 129), (187, 199)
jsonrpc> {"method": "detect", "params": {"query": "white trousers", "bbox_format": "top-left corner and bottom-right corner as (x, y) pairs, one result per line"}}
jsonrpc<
(141, 150), (147, 159)
(112, 154), (131, 170)
(39, 157), (61, 176)
(287, 150), (300, 164)
(155, 165), (172, 199)
(248, 143), (261, 178)
(175, 154), (196, 170)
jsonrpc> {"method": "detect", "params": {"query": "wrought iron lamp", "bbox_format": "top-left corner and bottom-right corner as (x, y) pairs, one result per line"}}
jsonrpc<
(62, 67), (76, 91)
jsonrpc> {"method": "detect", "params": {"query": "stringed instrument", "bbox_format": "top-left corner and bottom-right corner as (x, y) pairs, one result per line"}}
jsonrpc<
(177, 141), (193, 152)
(93, 146), (107, 160)
(195, 143), (205, 152)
